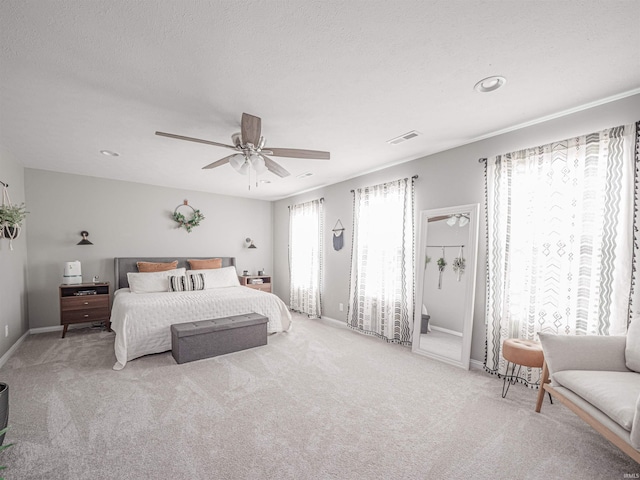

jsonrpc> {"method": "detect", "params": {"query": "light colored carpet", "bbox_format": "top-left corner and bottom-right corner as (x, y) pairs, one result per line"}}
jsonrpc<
(1, 314), (638, 479)
(419, 329), (462, 361)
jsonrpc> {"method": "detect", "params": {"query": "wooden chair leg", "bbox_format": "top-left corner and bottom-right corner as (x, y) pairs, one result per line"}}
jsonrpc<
(535, 360), (550, 412)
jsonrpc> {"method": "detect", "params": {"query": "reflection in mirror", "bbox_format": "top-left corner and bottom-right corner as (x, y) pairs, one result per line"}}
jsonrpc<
(412, 204), (479, 369)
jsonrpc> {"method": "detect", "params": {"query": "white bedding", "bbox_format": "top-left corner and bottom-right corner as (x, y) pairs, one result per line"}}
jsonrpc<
(110, 286), (292, 370)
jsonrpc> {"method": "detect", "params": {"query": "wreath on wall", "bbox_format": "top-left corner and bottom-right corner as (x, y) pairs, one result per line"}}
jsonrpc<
(172, 200), (205, 233)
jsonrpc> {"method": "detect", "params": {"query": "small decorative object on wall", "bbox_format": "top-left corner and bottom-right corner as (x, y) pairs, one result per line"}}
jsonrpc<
(77, 231), (93, 245)
(0, 181), (28, 250)
(245, 238), (257, 249)
(437, 247), (447, 290)
(452, 246), (466, 282)
(332, 219), (345, 251)
(172, 199), (204, 233)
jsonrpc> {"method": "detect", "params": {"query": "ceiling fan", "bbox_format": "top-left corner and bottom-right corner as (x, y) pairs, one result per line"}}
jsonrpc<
(156, 113), (330, 178)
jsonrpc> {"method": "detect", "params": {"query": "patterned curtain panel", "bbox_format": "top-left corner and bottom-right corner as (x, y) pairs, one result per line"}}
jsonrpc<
(289, 199), (324, 317)
(347, 178), (414, 345)
(485, 123), (638, 386)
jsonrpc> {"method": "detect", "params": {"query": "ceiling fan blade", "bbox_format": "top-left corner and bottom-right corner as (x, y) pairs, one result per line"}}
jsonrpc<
(202, 154), (236, 170)
(262, 155), (290, 178)
(241, 113), (262, 146)
(267, 147), (330, 160)
(156, 131), (236, 150)
(428, 215), (451, 223)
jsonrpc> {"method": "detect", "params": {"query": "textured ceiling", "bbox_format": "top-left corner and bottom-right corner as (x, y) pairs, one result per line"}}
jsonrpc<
(1, 0), (639, 200)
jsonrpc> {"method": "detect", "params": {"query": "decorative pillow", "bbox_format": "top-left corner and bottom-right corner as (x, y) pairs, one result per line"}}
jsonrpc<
(626, 319), (640, 372)
(137, 260), (179, 272)
(127, 268), (186, 293)
(169, 274), (205, 292)
(186, 266), (240, 289)
(188, 258), (223, 270)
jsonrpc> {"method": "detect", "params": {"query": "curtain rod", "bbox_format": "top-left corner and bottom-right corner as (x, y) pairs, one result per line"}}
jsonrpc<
(287, 197), (324, 209)
(0, 180), (7, 188)
(350, 175), (418, 193)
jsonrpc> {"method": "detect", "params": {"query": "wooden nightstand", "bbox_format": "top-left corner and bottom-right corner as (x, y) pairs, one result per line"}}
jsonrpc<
(238, 275), (272, 293)
(59, 283), (111, 338)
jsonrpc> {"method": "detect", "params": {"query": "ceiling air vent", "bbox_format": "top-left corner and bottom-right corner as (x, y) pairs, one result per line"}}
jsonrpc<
(386, 130), (421, 145)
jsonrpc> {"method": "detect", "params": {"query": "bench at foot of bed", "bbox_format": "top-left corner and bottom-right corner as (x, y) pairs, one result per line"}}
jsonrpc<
(171, 313), (268, 364)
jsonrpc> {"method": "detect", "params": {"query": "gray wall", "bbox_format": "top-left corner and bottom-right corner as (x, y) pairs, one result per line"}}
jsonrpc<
(0, 152), (29, 357)
(273, 93), (640, 364)
(25, 169), (274, 329)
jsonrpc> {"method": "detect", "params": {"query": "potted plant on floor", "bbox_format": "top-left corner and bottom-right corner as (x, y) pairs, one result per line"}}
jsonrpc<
(0, 383), (7, 445)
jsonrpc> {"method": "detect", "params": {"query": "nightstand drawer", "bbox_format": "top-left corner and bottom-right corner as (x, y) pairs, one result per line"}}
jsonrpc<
(61, 295), (109, 311)
(247, 284), (271, 293)
(61, 308), (110, 324)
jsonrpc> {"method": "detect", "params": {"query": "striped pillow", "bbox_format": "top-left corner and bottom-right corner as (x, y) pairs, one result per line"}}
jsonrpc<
(189, 273), (205, 291)
(169, 274), (205, 292)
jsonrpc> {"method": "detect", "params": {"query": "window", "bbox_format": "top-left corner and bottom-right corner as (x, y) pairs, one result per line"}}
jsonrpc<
(485, 124), (637, 384)
(347, 178), (414, 344)
(289, 199), (324, 317)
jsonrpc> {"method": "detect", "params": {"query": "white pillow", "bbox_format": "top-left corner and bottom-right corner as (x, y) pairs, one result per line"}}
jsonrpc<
(187, 266), (240, 289)
(127, 268), (186, 294)
(626, 318), (640, 372)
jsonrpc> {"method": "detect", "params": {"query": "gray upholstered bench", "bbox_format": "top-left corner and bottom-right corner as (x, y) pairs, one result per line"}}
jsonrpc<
(171, 313), (268, 364)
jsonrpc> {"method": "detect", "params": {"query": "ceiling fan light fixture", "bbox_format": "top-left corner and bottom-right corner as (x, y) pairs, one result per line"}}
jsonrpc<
(458, 216), (469, 227)
(230, 153), (248, 174)
(249, 154), (267, 175)
(474, 75), (506, 93)
(446, 216), (458, 226)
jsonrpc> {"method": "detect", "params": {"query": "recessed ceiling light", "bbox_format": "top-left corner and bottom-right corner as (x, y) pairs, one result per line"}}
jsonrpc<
(260, 180), (271, 184)
(474, 76), (506, 93)
(100, 150), (120, 157)
(296, 172), (313, 179)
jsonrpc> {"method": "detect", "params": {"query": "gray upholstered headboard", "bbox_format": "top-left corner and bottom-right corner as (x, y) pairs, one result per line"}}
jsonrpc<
(114, 257), (236, 290)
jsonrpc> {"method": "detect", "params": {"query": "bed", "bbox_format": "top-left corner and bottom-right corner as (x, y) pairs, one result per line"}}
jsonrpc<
(110, 257), (292, 370)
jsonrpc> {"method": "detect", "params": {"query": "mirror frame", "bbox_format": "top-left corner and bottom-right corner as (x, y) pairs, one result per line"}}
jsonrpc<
(412, 203), (480, 369)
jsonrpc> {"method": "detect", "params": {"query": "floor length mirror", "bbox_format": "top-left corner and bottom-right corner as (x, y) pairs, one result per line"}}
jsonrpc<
(412, 204), (479, 369)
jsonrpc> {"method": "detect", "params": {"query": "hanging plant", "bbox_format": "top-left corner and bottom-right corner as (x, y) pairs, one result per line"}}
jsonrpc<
(452, 246), (466, 282)
(172, 200), (204, 233)
(437, 256), (447, 290)
(453, 257), (466, 281)
(1, 185), (29, 250)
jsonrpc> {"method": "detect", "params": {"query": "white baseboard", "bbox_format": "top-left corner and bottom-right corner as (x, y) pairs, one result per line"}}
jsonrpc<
(430, 325), (463, 337)
(0, 330), (29, 370)
(29, 325), (63, 334)
(318, 316), (348, 329)
(469, 359), (484, 370)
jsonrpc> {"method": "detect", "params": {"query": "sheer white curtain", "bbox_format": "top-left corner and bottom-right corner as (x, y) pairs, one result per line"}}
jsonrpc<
(347, 178), (414, 344)
(289, 199), (324, 317)
(485, 124), (638, 385)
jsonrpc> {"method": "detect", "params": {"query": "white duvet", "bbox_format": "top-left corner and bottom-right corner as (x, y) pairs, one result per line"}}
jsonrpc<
(110, 286), (292, 370)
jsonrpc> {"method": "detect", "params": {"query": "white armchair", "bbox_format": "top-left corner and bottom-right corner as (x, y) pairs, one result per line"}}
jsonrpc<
(536, 323), (640, 463)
